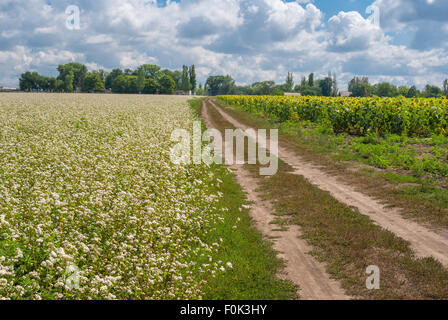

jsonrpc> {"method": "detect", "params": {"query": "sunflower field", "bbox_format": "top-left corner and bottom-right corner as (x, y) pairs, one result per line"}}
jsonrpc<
(218, 95), (448, 137)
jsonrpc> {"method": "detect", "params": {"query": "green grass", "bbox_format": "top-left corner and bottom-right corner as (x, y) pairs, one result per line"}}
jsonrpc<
(215, 98), (448, 228)
(187, 98), (298, 300)
(258, 164), (448, 299)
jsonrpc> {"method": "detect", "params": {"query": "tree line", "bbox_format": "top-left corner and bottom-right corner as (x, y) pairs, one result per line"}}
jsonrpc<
(19, 62), (198, 95)
(19, 62), (448, 98)
(203, 72), (448, 98)
(347, 76), (448, 98)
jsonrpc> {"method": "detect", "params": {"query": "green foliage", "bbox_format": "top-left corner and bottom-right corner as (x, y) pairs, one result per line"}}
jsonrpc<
(163, 69), (182, 90)
(318, 76), (334, 97)
(19, 62), (195, 96)
(82, 74), (105, 93)
(407, 86), (419, 98)
(423, 84), (443, 98)
(57, 62), (88, 91)
(141, 64), (162, 80)
(271, 87), (284, 96)
(308, 72), (314, 87)
(159, 75), (176, 94)
(349, 76), (371, 97)
(252, 81), (276, 95)
(64, 72), (74, 93)
(181, 65), (191, 93)
(112, 75), (128, 93)
(373, 82), (398, 97)
(189, 65), (197, 94)
(205, 75), (236, 96)
(143, 78), (158, 94)
(105, 69), (123, 89)
(136, 67), (145, 93)
(285, 72), (294, 92)
(19, 72), (63, 92)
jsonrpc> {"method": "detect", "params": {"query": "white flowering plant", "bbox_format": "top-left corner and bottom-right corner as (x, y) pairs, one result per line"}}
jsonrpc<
(0, 93), (232, 300)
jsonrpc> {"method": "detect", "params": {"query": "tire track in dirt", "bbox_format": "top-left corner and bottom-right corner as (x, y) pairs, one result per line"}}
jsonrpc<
(208, 99), (448, 268)
(200, 100), (350, 300)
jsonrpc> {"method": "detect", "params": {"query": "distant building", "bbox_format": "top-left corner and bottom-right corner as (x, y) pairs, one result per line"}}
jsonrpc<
(174, 90), (192, 96)
(0, 86), (19, 92)
(284, 92), (301, 97)
(340, 91), (352, 97)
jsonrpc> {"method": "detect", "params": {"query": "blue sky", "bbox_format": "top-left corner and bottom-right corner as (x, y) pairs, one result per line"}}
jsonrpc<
(1, 0), (447, 90)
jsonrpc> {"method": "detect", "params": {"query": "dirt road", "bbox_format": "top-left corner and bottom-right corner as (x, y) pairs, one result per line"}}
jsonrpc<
(201, 100), (350, 300)
(207, 98), (448, 268)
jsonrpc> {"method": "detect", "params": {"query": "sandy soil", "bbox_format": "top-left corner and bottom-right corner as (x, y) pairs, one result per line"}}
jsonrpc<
(201, 100), (350, 300)
(208, 99), (448, 268)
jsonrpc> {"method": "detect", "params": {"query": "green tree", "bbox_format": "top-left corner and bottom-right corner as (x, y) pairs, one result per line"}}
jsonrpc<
(19, 71), (39, 91)
(196, 83), (206, 96)
(308, 73), (314, 87)
(82, 74), (105, 92)
(112, 75), (129, 93)
(37, 75), (51, 91)
(422, 84), (443, 98)
(181, 65), (191, 93)
(91, 69), (107, 83)
(252, 81), (276, 95)
(143, 78), (158, 94)
(162, 69), (182, 90)
(205, 75), (235, 96)
(397, 86), (409, 97)
(318, 74), (334, 96)
(285, 72), (294, 92)
(407, 86), (419, 98)
(349, 77), (371, 97)
(159, 75), (176, 94)
(373, 82), (398, 97)
(272, 86), (284, 96)
(49, 78), (64, 92)
(57, 62), (87, 91)
(64, 72), (74, 93)
(300, 85), (322, 96)
(142, 64), (162, 80)
(105, 69), (123, 89)
(136, 67), (145, 94)
(189, 65), (197, 95)
(126, 76), (138, 93)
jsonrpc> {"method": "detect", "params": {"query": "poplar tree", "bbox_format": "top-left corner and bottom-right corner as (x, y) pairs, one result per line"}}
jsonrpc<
(189, 65), (197, 95)
(181, 65), (191, 93)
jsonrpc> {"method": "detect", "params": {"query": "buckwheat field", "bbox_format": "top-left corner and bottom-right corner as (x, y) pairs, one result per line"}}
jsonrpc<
(0, 93), (229, 300)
